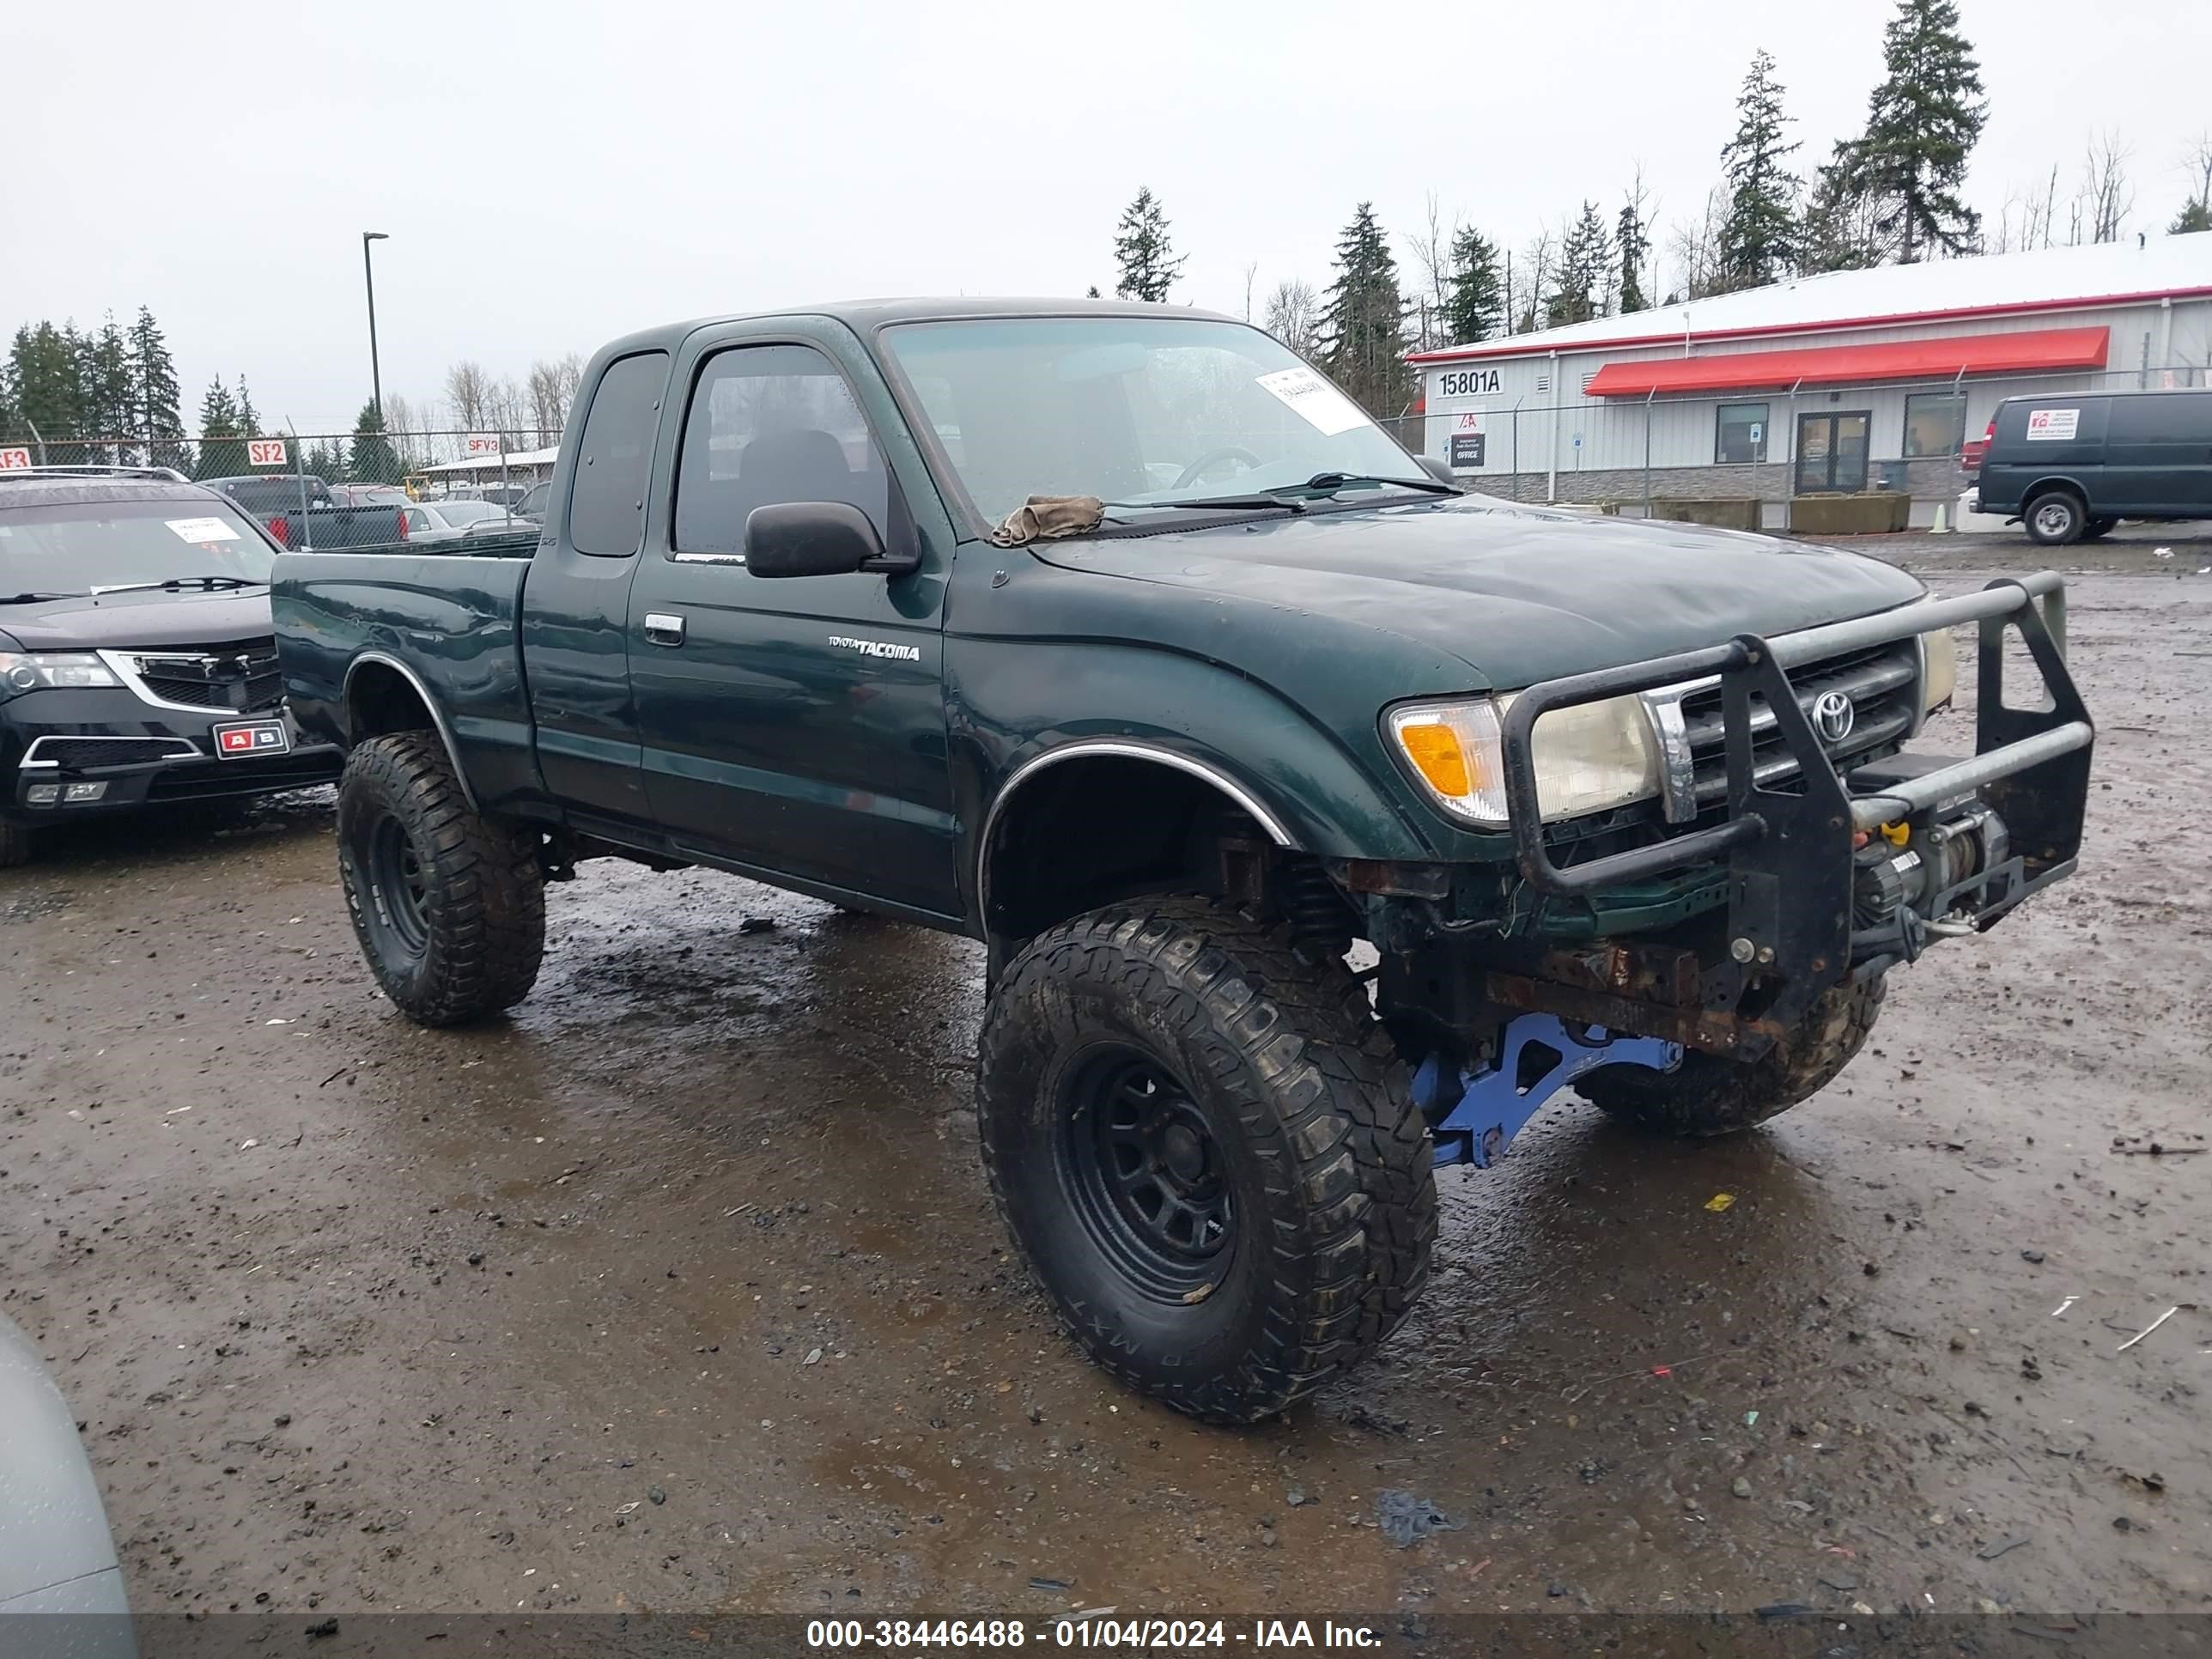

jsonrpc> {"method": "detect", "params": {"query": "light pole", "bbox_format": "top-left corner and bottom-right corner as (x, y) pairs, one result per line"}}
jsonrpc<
(362, 232), (390, 429)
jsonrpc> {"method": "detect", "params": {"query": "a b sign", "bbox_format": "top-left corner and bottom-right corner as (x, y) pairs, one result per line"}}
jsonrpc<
(247, 439), (289, 467)
(0, 446), (32, 471)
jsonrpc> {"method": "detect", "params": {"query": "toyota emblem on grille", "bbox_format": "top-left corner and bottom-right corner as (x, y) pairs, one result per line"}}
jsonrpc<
(1812, 690), (1856, 743)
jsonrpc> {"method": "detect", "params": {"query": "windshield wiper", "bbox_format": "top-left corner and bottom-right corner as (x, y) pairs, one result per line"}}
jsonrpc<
(1104, 494), (1307, 516)
(1278, 471), (1460, 499)
(1105, 471), (1460, 518)
(0, 590), (82, 604)
(86, 574), (261, 597)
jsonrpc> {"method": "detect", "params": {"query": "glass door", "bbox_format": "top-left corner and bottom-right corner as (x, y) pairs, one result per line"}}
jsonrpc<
(1796, 410), (1871, 492)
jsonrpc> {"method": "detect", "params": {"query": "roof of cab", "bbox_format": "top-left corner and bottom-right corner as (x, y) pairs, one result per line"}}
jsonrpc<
(591, 295), (1247, 360)
(0, 475), (227, 512)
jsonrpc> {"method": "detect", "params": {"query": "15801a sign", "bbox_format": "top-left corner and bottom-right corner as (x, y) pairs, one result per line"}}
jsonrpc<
(1435, 367), (1502, 398)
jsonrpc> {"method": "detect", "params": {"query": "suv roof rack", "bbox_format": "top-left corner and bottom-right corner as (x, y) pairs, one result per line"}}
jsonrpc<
(0, 464), (191, 483)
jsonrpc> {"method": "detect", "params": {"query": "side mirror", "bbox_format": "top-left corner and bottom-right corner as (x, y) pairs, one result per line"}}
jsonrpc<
(744, 501), (910, 578)
(1417, 454), (1457, 486)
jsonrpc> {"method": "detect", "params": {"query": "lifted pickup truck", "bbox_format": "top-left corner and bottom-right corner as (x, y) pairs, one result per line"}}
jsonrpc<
(273, 299), (2094, 1423)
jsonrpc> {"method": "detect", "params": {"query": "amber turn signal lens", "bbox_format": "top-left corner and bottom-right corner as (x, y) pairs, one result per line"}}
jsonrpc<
(1397, 722), (1472, 797)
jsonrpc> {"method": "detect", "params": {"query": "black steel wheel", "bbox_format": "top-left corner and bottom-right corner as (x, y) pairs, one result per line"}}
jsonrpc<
(1060, 1048), (1234, 1299)
(976, 896), (1435, 1424)
(337, 732), (545, 1027)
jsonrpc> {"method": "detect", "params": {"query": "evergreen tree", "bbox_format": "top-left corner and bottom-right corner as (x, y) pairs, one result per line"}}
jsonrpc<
(195, 377), (249, 478)
(234, 376), (262, 442)
(1318, 203), (1410, 417)
(1441, 227), (1504, 344)
(1547, 203), (1613, 327)
(349, 402), (403, 484)
(1845, 0), (1988, 262)
(128, 306), (185, 465)
(1111, 188), (1185, 303)
(1717, 49), (1802, 289)
(8, 323), (87, 442)
(1616, 200), (1650, 314)
(79, 315), (137, 457)
(2179, 201), (2212, 234)
(1801, 143), (1889, 271)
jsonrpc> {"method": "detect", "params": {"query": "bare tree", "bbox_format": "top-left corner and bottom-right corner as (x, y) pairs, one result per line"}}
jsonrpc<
(2077, 131), (2135, 244)
(1664, 186), (1729, 302)
(527, 354), (584, 446)
(1241, 262), (1258, 323)
(2175, 131), (2212, 232)
(444, 361), (494, 433)
(1261, 279), (1321, 361)
(484, 376), (532, 447)
(380, 392), (422, 467)
(1514, 228), (1555, 332)
(1403, 191), (1454, 353)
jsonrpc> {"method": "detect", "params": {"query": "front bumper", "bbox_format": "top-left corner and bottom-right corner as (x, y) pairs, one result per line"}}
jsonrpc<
(3, 684), (342, 823)
(1488, 574), (2091, 1059)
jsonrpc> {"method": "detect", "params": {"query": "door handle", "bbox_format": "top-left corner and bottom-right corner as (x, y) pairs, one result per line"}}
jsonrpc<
(643, 612), (686, 647)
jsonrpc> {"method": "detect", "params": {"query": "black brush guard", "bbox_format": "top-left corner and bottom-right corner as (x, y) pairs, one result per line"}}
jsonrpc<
(1497, 574), (2092, 1060)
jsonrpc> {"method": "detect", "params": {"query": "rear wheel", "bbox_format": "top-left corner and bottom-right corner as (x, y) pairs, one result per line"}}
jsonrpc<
(2081, 516), (2119, 541)
(976, 896), (1435, 1424)
(1577, 975), (1886, 1138)
(2024, 489), (2086, 546)
(0, 819), (33, 869)
(337, 732), (544, 1026)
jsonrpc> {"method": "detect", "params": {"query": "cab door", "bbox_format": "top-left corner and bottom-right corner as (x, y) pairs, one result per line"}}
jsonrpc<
(623, 325), (958, 916)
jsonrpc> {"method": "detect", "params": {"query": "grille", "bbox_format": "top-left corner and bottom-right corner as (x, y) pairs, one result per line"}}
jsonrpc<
(126, 640), (284, 714)
(146, 750), (340, 800)
(25, 736), (198, 768)
(1663, 639), (1921, 816)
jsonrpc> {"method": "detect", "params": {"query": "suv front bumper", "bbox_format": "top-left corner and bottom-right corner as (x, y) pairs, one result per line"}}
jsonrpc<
(3, 684), (342, 823)
(1490, 574), (2091, 1060)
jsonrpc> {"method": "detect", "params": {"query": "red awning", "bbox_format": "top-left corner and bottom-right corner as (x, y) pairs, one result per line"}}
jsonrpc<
(1581, 326), (2110, 398)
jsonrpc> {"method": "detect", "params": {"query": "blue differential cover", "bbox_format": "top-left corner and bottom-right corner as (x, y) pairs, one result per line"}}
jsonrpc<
(1417, 1014), (1682, 1169)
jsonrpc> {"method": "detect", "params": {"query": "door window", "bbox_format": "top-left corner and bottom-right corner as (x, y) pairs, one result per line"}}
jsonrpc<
(1796, 411), (1870, 493)
(568, 351), (670, 556)
(673, 344), (890, 557)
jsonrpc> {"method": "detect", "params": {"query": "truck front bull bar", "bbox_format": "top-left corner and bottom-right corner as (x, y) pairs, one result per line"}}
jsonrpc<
(1493, 574), (2092, 1054)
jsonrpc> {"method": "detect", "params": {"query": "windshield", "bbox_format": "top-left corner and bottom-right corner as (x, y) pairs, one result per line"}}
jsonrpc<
(879, 315), (1423, 526)
(431, 501), (505, 525)
(0, 500), (276, 592)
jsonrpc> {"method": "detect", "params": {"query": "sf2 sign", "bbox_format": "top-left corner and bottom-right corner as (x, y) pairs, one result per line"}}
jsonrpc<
(247, 439), (289, 467)
(0, 446), (33, 471)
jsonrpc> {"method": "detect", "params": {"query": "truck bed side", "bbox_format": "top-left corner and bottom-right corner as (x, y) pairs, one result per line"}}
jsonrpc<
(272, 548), (544, 811)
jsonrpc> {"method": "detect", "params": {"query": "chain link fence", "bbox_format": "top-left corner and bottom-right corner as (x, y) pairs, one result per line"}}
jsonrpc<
(0, 426), (557, 501)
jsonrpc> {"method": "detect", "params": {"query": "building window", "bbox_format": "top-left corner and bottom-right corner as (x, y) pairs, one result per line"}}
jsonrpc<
(1716, 402), (1768, 465)
(1904, 392), (1967, 458)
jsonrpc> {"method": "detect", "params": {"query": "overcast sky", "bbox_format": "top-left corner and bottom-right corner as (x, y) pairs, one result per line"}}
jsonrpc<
(4, 0), (2207, 434)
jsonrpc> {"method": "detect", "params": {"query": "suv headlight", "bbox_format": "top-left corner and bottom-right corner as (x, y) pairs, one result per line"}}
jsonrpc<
(1918, 623), (1957, 713)
(0, 652), (121, 699)
(1388, 691), (1662, 827)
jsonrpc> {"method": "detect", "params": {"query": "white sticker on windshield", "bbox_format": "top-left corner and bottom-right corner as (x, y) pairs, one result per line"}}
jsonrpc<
(167, 517), (241, 543)
(1255, 367), (1369, 437)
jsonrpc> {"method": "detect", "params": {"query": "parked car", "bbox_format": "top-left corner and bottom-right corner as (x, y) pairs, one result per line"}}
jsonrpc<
(327, 482), (411, 507)
(0, 468), (343, 867)
(198, 474), (410, 550)
(398, 500), (534, 542)
(273, 299), (2093, 1425)
(1972, 386), (2212, 544)
(514, 480), (551, 523)
(0, 1310), (136, 1650)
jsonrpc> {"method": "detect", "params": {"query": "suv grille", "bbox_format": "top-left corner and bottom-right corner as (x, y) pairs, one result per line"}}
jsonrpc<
(24, 736), (199, 768)
(1651, 639), (1921, 818)
(124, 640), (284, 714)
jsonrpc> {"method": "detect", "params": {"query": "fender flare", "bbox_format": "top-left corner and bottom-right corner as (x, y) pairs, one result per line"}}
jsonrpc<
(340, 650), (481, 811)
(975, 738), (1298, 927)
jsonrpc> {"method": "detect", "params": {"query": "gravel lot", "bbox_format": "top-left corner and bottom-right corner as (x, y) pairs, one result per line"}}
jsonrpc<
(3, 531), (2208, 1623)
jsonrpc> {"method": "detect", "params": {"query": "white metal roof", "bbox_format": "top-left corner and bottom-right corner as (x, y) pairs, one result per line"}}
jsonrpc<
(416, 446), (559, 475)
(1412, 231), (2212, 363)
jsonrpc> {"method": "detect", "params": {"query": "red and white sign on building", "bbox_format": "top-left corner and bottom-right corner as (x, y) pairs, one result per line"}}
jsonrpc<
(0, 446), (33, 471)
(464, 434), (504, 456)
(247, 439), (289, 467)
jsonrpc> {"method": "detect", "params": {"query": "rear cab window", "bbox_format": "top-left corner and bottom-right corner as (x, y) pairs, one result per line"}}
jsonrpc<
(568, 352), (671, 556)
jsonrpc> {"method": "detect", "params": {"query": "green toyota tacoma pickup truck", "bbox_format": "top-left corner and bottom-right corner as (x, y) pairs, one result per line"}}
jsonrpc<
(272, 299), (2094, 1423)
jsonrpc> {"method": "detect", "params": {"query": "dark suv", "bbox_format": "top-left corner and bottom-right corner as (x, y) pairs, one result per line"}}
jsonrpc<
(0, 469), (343, 866)
(1973, 386), (2212, 544)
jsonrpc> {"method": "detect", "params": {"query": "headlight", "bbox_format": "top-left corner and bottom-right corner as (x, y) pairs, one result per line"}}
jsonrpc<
(1389, 691), (1662, 826)
(1919, 624), (1957, 713)
(0, 652), (121, 698)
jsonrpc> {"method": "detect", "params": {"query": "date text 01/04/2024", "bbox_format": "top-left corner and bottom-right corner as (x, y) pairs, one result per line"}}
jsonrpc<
(805, 1619), (1382, 1649)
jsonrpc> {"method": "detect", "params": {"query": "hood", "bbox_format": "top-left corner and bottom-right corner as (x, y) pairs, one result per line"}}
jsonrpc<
(1031, 496), (1925, 689)
(0, 586), (273, 652)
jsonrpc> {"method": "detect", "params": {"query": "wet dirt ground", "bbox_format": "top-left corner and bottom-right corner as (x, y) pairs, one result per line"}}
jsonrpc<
(3, 532), (2208, 1624)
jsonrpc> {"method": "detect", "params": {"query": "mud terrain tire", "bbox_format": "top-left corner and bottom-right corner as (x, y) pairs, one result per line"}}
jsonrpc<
(976, 896), (1435, 1424)
(337, 732), (544, 1026)
(1577, 974), (1886, 1137)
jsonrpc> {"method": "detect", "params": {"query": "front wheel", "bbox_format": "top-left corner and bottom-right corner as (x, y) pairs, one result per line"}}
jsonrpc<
(976, 896), (1435, 1424)
(0, 819), (33, 869)
(337, 732), (545, 1026)
(1577, 974), (1886, 1138)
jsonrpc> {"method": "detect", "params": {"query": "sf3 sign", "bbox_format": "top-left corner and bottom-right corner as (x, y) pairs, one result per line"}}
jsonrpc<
(0, 447), (32, 471)
(247, 439), (289, 467)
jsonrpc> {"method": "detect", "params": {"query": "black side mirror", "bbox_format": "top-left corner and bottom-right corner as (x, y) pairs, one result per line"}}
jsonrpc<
(744, 501), (912, 578)
(1417, 454), (1457, 485)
